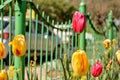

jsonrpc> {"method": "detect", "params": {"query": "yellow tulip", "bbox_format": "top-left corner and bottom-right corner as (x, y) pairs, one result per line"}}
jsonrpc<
(103, 39), (111, 48)
(9, 34), (27, 57)
(30, 60), (35, 67)
(115, 50), (120, 64)
(106, 60), (112, 70)
(0, 70), (7, 80)
(0, 42), (6, 59)
(71, 50), (89, 77)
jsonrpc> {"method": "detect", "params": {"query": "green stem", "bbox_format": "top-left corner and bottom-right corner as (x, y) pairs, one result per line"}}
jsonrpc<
(20, 57), (22, 80)
(60, 58), (67, 80)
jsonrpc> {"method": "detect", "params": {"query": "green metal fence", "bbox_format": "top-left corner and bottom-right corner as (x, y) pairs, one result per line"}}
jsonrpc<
(0, 0), (78, 80)
(0, 0), (118, 80)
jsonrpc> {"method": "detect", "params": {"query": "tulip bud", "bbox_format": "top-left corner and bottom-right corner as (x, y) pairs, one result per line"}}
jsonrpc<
(0, 42), (6, 59)
(91, 62), (103, 77)
(0, 70), (7, 80)
(30, 60), (35, 67)
(106, 60), (112, 69)
(115, 50), (120, 64)
(103, 39), (111, 48)
(71, 50), (89, 77)
(72, 11), (86, 34)
(9, 34), (27, 57)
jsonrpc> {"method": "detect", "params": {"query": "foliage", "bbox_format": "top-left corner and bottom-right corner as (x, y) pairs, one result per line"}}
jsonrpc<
(33, 0), (76, 22)
(85, 0), (120, 27)
(60, 38), (120, 80)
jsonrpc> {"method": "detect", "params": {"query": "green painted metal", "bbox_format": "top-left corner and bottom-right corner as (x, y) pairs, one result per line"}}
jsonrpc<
(0, 0), (4, 69)
(40, 11), (44, 80)
(79, 0), (86, 50)
(0, 0), (12, 9)
(64, 21), (67, 53)
(14, 0), (26, 80)
(45, 16), (49, 80)
(71, 31), (74, 53)
(9, 2), (12, 66)
(67, 20), (71, 59)
(75, 33), (78, 49)
(27, 0), (33, 75)
(55, 22), (59, 78)
(50, 20), (55, 79)
(107, 10), (113, 40)
(34, 5), (39, 80)
(60, 22), (63, 58)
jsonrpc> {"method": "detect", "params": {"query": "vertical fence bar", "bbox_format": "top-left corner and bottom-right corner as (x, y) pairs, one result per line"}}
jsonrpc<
(79, 0), (86, 50)
(59, 22), (64, 80)
(34, 5), (38, 80)
(75, 33), (78, 49)
(67, 20), (71, 59)
(55, 22), (59, 79)
(14, 0), (26, 80)
(45, 16), (49, 80)
(40, 11), (44, 80)
(9, 1), (12, 66)
(71, 30), (74, 53)
(107, 10), (113, 40)
(27, 0), (32, 75)
(64, 21), (67, 53)
(107, 10), (113, 58)
(60, 22), (63, 58)
(0, 0), (4, 69)
(50, 20), (54, 80)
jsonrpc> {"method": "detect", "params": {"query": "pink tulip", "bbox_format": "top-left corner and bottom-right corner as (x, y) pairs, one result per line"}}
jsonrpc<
(72, 11), (86, 33)
(91, 62), (103, 77)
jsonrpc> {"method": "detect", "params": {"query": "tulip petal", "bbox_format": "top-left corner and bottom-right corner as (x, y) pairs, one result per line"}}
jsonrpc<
(91, 62), (103, 77)
(9, 34), (27, 57)
(71, 50), (89, 77)
(72, 11), (86, 33)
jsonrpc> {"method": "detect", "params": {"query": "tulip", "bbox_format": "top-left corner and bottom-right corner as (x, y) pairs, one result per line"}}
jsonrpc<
(9, 34), (26, 57)
(72, 11), (86, 33)
(112, 39), (116, 44)
(115, 50), (120, 64)
(106, 60), (112, 70)
(0, 42), (6, 59)
(91, 62), (103, 77)
(103, 39), (111, 48)
(0, 70), (7, 80)
(30, 60), (35, 67)
(71, 50), (89, 77)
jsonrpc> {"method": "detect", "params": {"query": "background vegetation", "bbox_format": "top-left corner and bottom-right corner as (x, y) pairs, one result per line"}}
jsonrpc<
(2, 0), (120, 25)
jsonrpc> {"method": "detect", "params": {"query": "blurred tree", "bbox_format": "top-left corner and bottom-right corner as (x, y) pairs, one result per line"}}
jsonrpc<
(33, 0), (77, 22)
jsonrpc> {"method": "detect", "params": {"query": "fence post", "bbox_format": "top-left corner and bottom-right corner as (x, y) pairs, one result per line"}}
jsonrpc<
(78, 0), (86, 50)
(107, 10), (113, 40)
(14, 0), (26, 80)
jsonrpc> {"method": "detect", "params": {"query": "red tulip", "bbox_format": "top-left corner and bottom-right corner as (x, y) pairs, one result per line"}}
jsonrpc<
(91, 62), (103, 77)
(72, 11), (86, 33)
